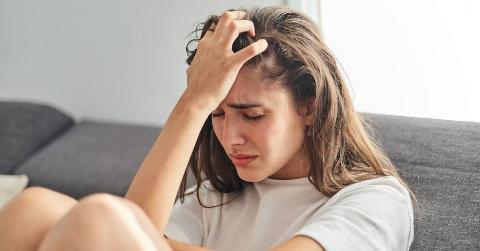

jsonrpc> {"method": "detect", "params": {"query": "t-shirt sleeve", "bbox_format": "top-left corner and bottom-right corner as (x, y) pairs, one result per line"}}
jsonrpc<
(293, 176), (414, 251)
(164, 186), (204, 245)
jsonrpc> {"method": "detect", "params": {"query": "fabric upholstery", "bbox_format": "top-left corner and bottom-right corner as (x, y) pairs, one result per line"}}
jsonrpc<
(363, 113), (479, 250)
(2, 101), (478, 249)
(0, 101), (74, 174)
(14, 120), (163, 199)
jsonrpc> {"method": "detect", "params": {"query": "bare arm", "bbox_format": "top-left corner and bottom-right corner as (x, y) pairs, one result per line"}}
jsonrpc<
(269, 236), (325, 251)
(125, 10), (268, 235)
(164, 235), (324, 251)
(166, 239), (214, 251)
(125, 94), (210, 234)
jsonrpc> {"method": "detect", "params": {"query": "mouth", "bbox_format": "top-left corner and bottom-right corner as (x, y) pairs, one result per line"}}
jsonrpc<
(229, 154), (258, 166)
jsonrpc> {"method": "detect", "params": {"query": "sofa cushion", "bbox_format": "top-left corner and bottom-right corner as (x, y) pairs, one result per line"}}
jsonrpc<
(0, 174), (29, 209)
(363, 113), (480, 251)
(0, 101), (74, 174)
(13, 121), (170, 199)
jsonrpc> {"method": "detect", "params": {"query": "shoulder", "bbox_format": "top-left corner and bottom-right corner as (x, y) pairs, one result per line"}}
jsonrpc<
(295, 176), (414, 250)
(334, 176), (411, 201)
(326, 176), (414, 223)
(331, 176), (414, 244)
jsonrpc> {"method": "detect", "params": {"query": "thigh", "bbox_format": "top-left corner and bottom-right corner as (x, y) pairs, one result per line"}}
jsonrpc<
(0, 187), (77, 251)
(116, 197), (175, 251)
(37, 193), (173, 251)
(116, 197), (167, 244)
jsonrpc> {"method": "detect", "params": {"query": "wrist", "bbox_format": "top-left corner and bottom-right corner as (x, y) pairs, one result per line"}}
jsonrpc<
(179, 90), (216, 116)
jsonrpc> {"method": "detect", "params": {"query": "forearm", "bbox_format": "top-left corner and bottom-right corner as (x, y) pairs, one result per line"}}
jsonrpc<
(167, 239), (214, 251)
(125, 91), (211, 234)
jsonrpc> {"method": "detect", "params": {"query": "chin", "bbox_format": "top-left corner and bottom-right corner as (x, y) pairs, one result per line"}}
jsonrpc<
(236, 167), (269, 183)
(239, 176), (265, 183)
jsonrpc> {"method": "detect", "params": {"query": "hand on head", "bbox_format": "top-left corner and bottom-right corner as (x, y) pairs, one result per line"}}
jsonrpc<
(185, 10), (268, 111)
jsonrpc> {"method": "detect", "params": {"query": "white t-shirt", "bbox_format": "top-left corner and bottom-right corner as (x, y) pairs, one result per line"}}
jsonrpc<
(164, 176), (414, 251)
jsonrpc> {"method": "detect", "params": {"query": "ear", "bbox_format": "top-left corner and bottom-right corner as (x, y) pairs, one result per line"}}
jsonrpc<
(297, 98), (315, 126)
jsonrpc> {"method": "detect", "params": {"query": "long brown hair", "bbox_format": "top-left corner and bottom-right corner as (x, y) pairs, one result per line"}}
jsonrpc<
(177, 6), (415, 207)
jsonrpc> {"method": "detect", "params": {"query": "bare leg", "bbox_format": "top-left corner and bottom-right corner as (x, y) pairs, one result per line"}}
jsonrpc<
(115, 196), (171, 248)
(37, 193), (173, 251)
(0, 187), (77, 251)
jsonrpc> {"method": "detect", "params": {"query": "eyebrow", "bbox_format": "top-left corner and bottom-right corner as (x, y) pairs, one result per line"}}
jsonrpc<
(226, 103), (262, 109)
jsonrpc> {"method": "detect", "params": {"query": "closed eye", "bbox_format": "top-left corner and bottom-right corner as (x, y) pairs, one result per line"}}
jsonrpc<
(211, 112), (264, 121)
(244, 114), (264, 121)
(211, 112), (224, 117)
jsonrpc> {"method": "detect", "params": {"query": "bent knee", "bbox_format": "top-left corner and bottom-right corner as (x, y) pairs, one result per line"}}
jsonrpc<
(16, 186), (76, 205)
(57, 193), (140, 231)
(72, 193), (129, 219)
(1, 186), (77, 215)
(0, 187), (78, 250)
(79, 194), (149, 221)
(39, 194), (162, 251)
(78, 193), (124, 208)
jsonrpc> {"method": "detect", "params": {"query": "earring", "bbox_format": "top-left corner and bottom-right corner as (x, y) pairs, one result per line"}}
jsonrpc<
(306, 126), (313, 137)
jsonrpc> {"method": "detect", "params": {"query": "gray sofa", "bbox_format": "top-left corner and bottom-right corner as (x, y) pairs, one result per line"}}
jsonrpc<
(0, 101), (478, 250)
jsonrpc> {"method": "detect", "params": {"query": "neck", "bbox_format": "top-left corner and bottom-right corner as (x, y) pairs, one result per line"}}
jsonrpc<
(268, 149), (310, 180)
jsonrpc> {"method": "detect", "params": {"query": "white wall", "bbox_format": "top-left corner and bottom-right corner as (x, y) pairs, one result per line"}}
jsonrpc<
(0, 0), (285, 126)
(321, 0), (480, 122)
(2, 0), (478, 125)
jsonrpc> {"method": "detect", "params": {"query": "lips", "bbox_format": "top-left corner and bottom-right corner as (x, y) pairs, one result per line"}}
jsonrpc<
(229, 154), (258, 166)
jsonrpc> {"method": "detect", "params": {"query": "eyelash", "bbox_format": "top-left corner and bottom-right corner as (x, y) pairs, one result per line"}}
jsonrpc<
(211, 112), (264, 121)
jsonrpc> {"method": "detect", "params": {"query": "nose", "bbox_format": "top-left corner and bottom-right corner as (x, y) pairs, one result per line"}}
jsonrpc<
(222, 115), (246, 147)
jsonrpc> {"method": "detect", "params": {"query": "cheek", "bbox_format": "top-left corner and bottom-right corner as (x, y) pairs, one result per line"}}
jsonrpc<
(254, 119), (289, 154)
(248, 122), (270, 149)
(263, 116), (305, 158)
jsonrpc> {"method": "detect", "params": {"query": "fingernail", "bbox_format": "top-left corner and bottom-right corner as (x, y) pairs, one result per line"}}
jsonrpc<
(261, 39), (268, 47)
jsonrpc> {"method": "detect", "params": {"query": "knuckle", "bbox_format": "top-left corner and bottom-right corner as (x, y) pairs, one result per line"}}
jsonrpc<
(247, 44), (257, 55)
(222, 11), (233, 19)
(227, 22), (239, 32)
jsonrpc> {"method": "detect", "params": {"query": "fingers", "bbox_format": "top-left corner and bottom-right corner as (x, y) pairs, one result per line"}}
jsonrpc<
(233, 39), (268, 66)
(222, 20), (255, 46)
(214, 11), (255, 46)
(216, 11), (247, 34)
(202, 30), (214, 40)
(200, 10), (267, 67)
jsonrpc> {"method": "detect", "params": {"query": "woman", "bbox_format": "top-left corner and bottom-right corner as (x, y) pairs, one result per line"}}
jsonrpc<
(0, 6), (414, 251)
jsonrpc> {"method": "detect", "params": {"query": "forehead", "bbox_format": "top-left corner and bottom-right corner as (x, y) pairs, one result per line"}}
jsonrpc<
(221, 66), (292, 107)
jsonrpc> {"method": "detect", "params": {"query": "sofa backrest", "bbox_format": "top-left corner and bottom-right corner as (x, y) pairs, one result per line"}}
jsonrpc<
(4, 101), (478, 249)
(0, 101), (74, 174)
(363, 113), (479, 250)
